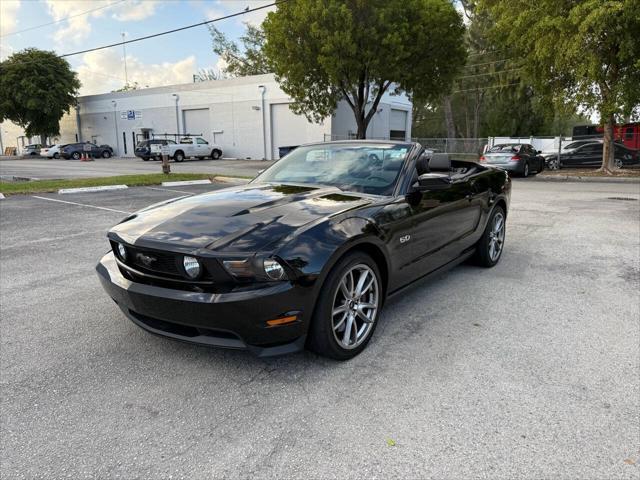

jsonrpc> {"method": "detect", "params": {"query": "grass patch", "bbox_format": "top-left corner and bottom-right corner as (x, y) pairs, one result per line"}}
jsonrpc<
(0, 173), (249, 195)
(540, 168), (640, 177)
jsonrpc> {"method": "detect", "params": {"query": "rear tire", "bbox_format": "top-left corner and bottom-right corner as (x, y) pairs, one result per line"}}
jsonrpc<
(53, 153), (60, 159)
(142, 157), (150, 161)
(474, 206), (506, 268)
(308, 251), (382, 360)
(102, 151), (111, 158)
(71, 152), (81, 160)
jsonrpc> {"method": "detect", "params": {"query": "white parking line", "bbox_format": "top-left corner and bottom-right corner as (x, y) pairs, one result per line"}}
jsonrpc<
(145, 186), (195, 195)
(32, 195), (130, 214)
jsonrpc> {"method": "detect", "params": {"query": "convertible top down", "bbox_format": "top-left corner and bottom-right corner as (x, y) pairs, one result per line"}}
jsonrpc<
(97, 141), (511, 359)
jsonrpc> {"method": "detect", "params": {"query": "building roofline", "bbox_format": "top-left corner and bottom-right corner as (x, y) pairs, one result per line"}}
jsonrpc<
(78, 73), (276, 102)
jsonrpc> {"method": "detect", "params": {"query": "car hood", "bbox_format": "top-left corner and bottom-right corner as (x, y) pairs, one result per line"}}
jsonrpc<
(109, 183), (374, 253)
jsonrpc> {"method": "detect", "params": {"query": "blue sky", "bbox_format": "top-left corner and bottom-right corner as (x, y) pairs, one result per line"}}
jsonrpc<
(0, 1), (276, 94)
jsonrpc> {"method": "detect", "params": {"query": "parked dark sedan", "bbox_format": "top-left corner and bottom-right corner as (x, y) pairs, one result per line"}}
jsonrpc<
(546, 141), (639, 169)
(96, 141), (511, 359)
(480, 143), (545, 177)
(61, 142), (113, 159)
(134, 139), (176, 161)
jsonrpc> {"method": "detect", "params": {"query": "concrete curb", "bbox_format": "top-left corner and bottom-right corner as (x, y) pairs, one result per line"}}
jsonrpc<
(0, 193), (5, 200)
(213, 176), (250, 184)
(161, 179), (212, 187)
(532, 175), (640, 184)
(58, 185), (129, 194)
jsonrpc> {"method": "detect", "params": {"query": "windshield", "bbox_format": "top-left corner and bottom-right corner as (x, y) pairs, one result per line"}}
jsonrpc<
(488, 144), (521, 153)
(253, 143), (410, 195)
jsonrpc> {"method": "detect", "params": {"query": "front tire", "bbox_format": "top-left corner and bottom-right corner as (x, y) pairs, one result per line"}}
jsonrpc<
(474, 206), (506, 268)
(174, 151), (185, 162)
(211, 149), (221, 160)
(522, 162), (530, 177)
(53, 153), (60, 159)
(102, 151), (111, 158)
(71, 152), (81, 160)
(308, 251), (382, 360)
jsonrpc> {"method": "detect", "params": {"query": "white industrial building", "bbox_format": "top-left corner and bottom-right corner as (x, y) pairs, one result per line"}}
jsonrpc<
(2, 74), (412, 159)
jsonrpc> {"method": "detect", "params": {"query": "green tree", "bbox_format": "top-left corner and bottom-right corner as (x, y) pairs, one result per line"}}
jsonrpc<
(0, 48), (80, 144)
(208, 23), (269, 77)
(263, 0), (467, 139)
(479, 0), (640, 173)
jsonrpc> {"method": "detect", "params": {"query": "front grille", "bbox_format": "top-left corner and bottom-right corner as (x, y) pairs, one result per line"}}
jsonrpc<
(129, 247), (181, 276)
(110, 240), (235, 291)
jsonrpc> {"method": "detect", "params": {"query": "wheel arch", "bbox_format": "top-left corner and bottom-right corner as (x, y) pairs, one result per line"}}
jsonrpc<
(494, 198), (508, 218)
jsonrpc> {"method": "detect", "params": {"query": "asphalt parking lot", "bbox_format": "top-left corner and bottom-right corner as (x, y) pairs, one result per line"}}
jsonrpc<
(1, 180), (639, 478)
(0, 156), (274, 180)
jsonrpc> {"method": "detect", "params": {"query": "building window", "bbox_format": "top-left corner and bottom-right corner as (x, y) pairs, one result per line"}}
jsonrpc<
(390, 130), (406, 141)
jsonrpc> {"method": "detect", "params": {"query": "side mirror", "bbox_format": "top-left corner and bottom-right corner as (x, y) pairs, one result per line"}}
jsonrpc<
(537, 150), (542, 154)
(416, 173), (452, 191)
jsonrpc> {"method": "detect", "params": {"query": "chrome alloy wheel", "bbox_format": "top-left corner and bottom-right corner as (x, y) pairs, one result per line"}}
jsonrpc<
(332, 264), (379, 350)
(488, 212), (505, 262)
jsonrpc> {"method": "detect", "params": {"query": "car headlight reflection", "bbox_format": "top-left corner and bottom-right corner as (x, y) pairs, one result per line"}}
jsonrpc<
(263, 259), (285, 280)
(222, 257), (287, 281)
(183, 255), (201, 279)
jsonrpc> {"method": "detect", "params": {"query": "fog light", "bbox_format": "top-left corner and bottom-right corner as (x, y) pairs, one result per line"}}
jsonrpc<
(183, 255), (201, 279)
(117, 243), (127, 260)
(263, 259), (285, 280)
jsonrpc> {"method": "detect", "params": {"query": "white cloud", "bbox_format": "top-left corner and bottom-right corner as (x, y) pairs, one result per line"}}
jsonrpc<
(0, 0), (21, 36)
(76, 49), (196, 95)
(111, 0), (159, 21)
(0, 0), (21, 58)
(200, 0), (275, 27)
(45, 0), (159, 46)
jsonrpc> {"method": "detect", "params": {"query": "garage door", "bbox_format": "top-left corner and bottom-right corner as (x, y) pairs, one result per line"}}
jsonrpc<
(390, 109), (408, 141)
(270, 103), (305, 159)
(182, 109), (210, 142)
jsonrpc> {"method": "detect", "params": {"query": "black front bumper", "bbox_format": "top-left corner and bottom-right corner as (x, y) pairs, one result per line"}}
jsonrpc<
(96, 252), (310, 356)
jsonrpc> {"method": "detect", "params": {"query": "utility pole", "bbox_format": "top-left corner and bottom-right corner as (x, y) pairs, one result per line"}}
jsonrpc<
(122, 32), (129, 86)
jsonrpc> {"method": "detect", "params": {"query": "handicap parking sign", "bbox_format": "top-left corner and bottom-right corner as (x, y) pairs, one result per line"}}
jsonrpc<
(127, 110), (135, 120)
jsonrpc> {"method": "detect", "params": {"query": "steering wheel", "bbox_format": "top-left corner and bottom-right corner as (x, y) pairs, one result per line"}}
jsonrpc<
(368, 153), (381, 165)
(367, 175), (388, 183)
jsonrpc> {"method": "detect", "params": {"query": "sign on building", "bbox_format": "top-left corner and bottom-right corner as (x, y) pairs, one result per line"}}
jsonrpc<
(120, 110), (142, 120)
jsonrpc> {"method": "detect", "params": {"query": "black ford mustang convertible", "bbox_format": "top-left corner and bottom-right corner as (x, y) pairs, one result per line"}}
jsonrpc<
(97, 141), (511, 359)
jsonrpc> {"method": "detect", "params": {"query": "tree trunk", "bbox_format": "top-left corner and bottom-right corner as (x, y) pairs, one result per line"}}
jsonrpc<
(40, 134), (47, 147)
(443, 96), (457, 139)
(599, 114), (615, 174)
(356, 113), (367, 139)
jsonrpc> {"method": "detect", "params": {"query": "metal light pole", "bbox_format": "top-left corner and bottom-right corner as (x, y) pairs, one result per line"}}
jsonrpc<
(258, 85), (267, 160)
(112, 100), (119, 156)
(172, 94), (180, 135)
(122, 32), (129, 86)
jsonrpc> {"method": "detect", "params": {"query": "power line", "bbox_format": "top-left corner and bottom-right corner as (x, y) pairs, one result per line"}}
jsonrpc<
(451, 82), (521, 94)
(456, 68), (523, 81)
(463, 58), (514, 69)
(59, 2), (284, 58)
(0, 0), (127, 38)
(466, 49), (505, 57)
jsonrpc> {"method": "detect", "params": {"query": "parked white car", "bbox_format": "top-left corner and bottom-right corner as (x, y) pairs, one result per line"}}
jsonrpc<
(151, 137), (222, 162)
(40, 144), (65, 159)
(21, 144), (42, 155)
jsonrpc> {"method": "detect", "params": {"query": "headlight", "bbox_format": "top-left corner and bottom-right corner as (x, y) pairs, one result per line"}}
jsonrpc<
(263, 259), (285, 280)
(223, 257), (287, 281)
(117, 243), (127, 260)
(183, 255), (201, 279)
